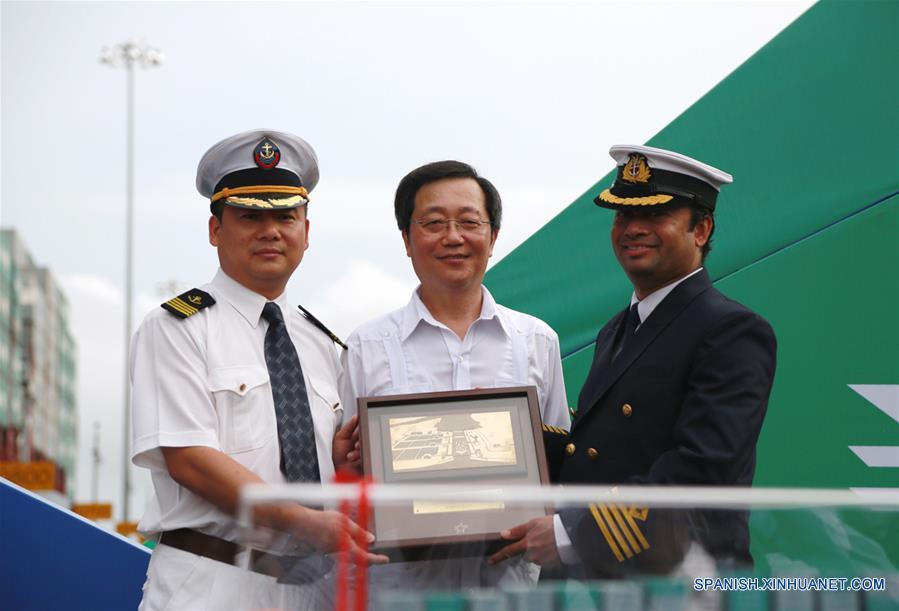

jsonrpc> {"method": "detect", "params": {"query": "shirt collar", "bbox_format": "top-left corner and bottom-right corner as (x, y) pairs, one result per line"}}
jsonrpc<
(212, 268), (290, 328)
(630, 267), (704, 324)
(400, 285), (508, 341)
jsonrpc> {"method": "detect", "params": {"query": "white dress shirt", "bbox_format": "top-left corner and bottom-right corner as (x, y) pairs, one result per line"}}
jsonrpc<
(341, 285), (569, 590)
(341, 285), (569, 429)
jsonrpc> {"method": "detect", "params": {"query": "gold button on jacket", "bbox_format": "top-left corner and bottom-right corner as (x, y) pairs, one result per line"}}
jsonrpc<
(587, 448), (599, 460)
(565, 443), (576, 455)
(622, 403), (633, 417)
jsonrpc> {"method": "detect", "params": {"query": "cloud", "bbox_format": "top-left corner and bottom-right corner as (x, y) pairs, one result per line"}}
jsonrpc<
(489, 185), (591, 263)
(60, 273), (154, 520)
(300, 259), (418, 340)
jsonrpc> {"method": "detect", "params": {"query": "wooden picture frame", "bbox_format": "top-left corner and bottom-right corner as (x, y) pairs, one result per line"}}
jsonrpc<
(358, 386), (550, 555)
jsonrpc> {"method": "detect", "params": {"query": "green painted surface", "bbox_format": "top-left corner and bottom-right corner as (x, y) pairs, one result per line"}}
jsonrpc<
(716, 197), (899, 571)
(719, 197), (899, 491)
(483, 0), (899, 574)
(486, 0), (899, 390)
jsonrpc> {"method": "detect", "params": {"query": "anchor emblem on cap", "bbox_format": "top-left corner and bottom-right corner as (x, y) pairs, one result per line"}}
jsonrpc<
(621, 153), (652, 184)
(254, 138), (281, 169)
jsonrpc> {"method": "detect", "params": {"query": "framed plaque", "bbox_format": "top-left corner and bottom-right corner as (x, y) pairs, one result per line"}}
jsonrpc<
(358, 386), (550, 556)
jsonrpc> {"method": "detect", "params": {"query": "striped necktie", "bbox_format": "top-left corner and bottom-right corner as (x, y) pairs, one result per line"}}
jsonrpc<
(261, 302), (320, 482)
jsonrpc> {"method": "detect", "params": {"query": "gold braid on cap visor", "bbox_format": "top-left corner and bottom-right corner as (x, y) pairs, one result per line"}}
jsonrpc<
(211, 185), (310, 207)
(597, 189), (673, 206)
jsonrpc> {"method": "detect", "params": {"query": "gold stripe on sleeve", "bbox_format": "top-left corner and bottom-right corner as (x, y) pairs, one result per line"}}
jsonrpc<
(589, 503), (625, 563)
(598, 504), (634, 559)
(623, 506), (650, 551)
(608, 504), (641, 556)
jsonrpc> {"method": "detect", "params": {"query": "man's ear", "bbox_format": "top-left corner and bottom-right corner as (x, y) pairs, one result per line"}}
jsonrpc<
(402, 229), (412, 258)
(209, 214), (221, 247)
(693, 216), (713, 248)
(488, 227), (499, 257)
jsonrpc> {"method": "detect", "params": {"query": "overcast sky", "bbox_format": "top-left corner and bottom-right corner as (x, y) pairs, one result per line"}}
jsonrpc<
(1, 0), (813, 522)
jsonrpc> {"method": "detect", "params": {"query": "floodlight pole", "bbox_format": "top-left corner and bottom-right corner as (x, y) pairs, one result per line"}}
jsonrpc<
(100, 41), (163, 523)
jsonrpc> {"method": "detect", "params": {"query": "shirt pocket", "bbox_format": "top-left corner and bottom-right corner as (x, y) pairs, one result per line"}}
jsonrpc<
(208, 366), (274, 454)
(493, 372), (526, 389)
(308, 376), (343, 428)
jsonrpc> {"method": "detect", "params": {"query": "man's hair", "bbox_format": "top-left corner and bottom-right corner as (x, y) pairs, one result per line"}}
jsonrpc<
(394, 160), (502, 232)
(689, 206), (714, 261)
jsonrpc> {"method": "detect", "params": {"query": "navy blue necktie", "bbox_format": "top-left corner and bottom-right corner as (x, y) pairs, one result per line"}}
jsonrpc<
(261, 302), (320, 482)
(613, 303), (641, 362)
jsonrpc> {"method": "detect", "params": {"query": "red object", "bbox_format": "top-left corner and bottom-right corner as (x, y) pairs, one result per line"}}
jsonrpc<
(333, 470), (373, 611)
(355, 478), (371, 611)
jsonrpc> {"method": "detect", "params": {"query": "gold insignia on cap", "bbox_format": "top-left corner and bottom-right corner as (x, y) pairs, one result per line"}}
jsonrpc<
(224, 195), (306, 208)
(621, 153), (652, 184)
(212, 185), (309, 204)
(597, 189), (673, 206)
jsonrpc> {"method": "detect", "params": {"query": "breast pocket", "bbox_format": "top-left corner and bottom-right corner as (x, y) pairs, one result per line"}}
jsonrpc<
(208, 366), (274, 454)
(308, 376), (343, 428)
(493, 373), (525, 389)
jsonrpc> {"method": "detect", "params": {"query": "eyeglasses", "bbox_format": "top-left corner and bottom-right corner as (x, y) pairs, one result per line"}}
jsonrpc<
(411, 218), (492, 235)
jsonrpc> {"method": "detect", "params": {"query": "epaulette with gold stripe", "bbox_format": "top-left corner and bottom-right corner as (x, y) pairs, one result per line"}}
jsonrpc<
(542, 424), (569, 435)
(297, 305), (347, 350)
(588, 503), (650, 563)
(161, 289), (215, 319)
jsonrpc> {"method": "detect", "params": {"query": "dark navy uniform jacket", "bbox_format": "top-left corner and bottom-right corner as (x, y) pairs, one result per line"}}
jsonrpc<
(550, 268), (776, 577)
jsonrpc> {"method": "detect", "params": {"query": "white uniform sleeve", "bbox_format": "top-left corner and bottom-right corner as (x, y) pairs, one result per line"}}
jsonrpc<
(338, 334), (365, 422)
(131, 312), (219, 471)
(538, 330), (570, 428)
(554, 513), (581, 564)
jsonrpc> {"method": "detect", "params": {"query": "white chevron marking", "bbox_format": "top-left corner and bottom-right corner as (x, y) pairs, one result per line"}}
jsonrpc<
(849, 446), (899, 468)
(848, 384), (899, 423)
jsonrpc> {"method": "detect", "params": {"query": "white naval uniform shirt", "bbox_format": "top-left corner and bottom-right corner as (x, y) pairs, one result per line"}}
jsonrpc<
(131, 269), (344, 542)
(340, 285), (569, 591)
(340, 286), (569, 429)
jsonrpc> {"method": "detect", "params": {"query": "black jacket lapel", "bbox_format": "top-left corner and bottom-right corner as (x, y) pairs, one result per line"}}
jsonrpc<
(573, 309), (627, 426)
(573, 269), (713, 428)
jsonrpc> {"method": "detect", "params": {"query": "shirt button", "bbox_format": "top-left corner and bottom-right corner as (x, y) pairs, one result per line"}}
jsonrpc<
(587, 448), (599, 460)
(622, 403), (633, 417)
(565, 443), (576, 456)
(239, 383), (247, 392)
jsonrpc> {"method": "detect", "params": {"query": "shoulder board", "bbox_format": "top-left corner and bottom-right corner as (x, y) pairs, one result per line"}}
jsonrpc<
(161, 289), (215, 319)
(297, 304), (348, 350)
(542, 424), (569, 436)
